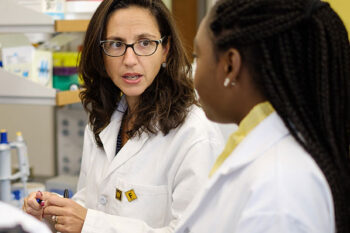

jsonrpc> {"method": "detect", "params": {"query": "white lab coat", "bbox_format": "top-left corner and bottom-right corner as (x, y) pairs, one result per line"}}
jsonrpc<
(0, 201), (51, 233)
(175, 112), (335, 233)
(73, 98), (224, 233)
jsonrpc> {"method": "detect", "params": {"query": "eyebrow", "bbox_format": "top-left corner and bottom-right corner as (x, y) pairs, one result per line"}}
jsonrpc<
(106, 33), (159, 41)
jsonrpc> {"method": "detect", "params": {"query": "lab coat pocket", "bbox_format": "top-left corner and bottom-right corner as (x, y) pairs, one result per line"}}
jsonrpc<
(112, 179), (170, 228)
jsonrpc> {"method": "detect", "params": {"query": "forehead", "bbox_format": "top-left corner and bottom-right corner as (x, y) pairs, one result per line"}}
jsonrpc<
(106, 6), (160, 38)
(195, 16), (211, 49)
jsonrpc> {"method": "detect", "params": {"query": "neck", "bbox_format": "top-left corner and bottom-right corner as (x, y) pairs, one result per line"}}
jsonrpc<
(125, 96), (139, 113)
(236, 97), (267, 124)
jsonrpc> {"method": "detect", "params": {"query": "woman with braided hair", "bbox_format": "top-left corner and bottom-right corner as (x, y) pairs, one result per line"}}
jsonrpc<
(175, 0), (350, 232)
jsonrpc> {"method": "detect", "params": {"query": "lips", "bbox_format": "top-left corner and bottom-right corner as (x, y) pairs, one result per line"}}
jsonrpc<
(122, 73), (142, 79)
(122, 73), (143, 84)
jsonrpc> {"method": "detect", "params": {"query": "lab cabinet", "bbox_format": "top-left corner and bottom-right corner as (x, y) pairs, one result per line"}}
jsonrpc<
(0, 0), (87, 177)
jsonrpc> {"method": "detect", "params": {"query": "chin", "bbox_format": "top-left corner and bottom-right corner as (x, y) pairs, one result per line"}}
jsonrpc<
(203, 111), (219, 122)
(122, 89), (145, 97)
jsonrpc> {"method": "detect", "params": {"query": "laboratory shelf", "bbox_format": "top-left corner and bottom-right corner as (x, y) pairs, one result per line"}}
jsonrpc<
(55, 20), (90, 32)
(0, 1), (90, 33)
(56, 90), (81, 106)
(0, 0), (54, 33)
(0, 68), (81, 106)
(0, 0), (86, 106)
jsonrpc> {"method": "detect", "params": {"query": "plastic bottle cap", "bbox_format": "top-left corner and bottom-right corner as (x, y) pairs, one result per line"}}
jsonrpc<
(16, 132), (22, 136)
(0, 130), (8, 144)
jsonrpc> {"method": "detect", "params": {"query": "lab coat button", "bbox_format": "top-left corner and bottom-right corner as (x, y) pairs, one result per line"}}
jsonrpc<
(99, 195), (108, 205)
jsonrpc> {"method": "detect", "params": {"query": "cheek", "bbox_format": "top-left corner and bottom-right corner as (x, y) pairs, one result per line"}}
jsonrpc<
(104, 57), (119, 75)
(194, 62), (212, 98)
(143, 55), (162, 78)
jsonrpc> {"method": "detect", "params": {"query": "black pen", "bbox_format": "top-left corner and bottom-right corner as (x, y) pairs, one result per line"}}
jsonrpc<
(63, 189), (69, 198)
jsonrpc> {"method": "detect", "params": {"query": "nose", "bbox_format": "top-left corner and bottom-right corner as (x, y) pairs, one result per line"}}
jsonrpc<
(123, 46), (138, 67)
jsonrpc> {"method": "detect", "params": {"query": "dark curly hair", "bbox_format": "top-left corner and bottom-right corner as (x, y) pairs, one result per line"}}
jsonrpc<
(79, 0), (196, 147)
(209, 0), (350, 231)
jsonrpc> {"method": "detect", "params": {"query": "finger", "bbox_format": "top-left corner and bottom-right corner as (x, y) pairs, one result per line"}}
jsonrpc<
(40, 191), (55, 201)
(27, 195), (42, 210)
(35, 190), (43, 199)
(22, 197), (28, 211)
(54, 215), (67, 225)
(54, 223), (67, 233)
(45, 194), (68, 207)
(43, 205), (66, 217)
(26, 208), (43, 218)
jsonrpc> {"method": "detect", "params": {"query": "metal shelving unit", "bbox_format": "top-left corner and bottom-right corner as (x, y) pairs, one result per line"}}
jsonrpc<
(0, 0), (87, 106)
(0, 0), (54, 33)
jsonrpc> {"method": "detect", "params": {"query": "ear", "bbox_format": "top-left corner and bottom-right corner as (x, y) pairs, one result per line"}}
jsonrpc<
(220, 48), (242, 86)
(162, 37), (170, 62)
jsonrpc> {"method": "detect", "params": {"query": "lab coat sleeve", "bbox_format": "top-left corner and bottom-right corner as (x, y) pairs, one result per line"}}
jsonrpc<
(73, 125), (94, 207)
(81, 138), (220, 233)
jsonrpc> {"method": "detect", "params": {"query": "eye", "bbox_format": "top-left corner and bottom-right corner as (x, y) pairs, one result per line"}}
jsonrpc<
(110, 41), (123, 48)
(138, 39), (151, 47)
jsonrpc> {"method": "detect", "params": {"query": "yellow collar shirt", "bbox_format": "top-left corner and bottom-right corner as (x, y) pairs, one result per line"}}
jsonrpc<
(175, 102), (334, 233)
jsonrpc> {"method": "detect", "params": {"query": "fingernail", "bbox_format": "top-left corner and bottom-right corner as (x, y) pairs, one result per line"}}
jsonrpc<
(37, 190), (42, 196)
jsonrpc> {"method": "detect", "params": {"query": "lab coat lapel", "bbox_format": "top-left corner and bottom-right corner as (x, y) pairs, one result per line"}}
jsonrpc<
(177, 113), (292, 231)
(99, 97), (127, 163)
(102, 132), (149, 181)
(99, 97), (151, 180)
(211, 112), (289, 179)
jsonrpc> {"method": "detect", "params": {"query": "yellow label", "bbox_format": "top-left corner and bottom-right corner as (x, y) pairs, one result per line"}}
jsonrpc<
(125, 189), (137, 202)
(115, 188), (122, 201)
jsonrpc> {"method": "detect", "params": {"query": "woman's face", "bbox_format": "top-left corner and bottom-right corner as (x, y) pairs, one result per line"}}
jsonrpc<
(194, 16), (266, 124)
(193, 17), (227, 122)
(103, 6), (168, 104)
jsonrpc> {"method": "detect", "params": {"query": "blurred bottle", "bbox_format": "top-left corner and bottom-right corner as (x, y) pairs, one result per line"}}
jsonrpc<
(11, 132), (30, 198)
(0, 130), (12, 202)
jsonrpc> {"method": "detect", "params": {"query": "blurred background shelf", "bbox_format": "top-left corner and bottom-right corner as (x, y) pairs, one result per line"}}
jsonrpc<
(0, 0), (54, 33)
(0, 0), (90, 33)
(56, 90), (81, 106)
(0, 68), (81, 106)
(55, 20), (89, 32)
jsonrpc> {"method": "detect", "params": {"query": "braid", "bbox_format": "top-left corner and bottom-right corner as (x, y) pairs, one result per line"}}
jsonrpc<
(210, 0), (350, 231)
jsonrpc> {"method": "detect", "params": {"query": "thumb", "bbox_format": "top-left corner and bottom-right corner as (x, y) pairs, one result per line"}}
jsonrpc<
(35, 190), (43, 199)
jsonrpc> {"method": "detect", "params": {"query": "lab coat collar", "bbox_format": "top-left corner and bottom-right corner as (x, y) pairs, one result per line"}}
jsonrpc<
(99, 96), (150, 179)
(210, 112), (290, 179)
(99, 96), (127, 162)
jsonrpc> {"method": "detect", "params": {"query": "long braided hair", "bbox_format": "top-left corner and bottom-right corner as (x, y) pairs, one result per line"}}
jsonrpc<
(209, 0), (350, 231)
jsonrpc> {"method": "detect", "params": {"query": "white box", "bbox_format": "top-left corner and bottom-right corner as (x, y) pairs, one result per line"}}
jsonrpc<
(56, 105), (87, 176)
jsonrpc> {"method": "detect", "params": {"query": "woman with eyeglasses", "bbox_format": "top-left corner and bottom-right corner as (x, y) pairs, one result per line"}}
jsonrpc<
(22, 0), (224, 232)
(174, 0), (350, 232)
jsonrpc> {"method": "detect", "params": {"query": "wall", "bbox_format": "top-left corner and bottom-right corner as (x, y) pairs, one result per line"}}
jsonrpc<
(0, 104), (55, 177)
(162, 0), (172, 10)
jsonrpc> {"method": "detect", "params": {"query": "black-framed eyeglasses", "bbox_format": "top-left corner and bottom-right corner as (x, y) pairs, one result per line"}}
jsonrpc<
(100, 36), (166, 57)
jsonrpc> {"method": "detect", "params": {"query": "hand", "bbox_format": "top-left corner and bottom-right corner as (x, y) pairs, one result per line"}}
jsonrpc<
(43, 195), (87, 233)
(22, 191), (48, 220)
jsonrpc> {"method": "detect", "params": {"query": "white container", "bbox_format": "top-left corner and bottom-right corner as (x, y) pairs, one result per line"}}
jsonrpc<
(0, 141), (11, 202)
(64, 0), (102, 19)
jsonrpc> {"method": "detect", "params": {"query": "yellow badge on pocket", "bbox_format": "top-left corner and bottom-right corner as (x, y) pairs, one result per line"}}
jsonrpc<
(115, 188), (122, 201)
(125, 189), (137, 202)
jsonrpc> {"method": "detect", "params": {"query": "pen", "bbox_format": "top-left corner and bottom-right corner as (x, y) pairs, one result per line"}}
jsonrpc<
(63, 189), (69, 198)
(36, 191), (44, 206)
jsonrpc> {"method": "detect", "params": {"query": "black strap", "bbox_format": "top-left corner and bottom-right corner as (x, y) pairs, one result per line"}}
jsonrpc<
(115, 117), (124, 156)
